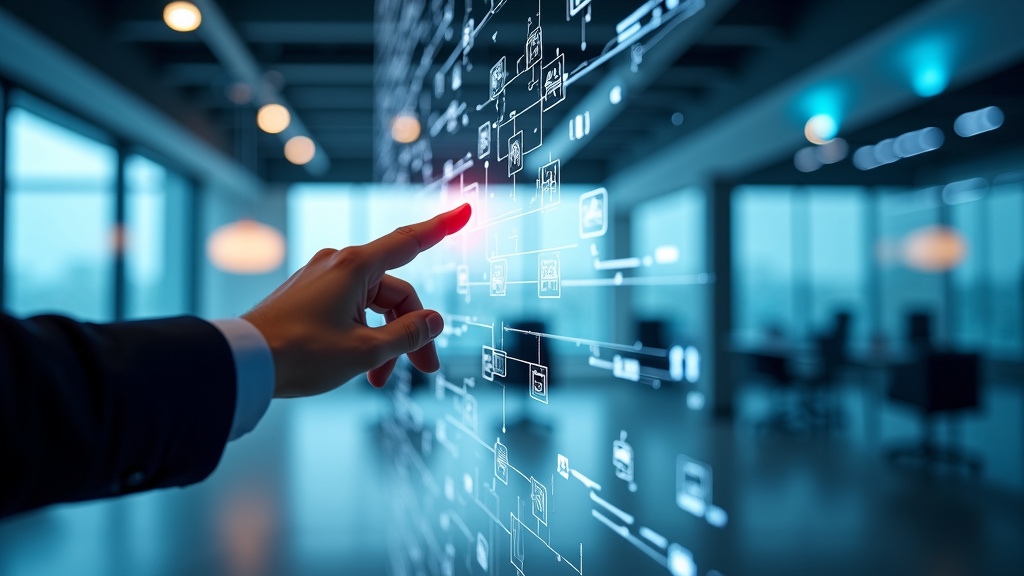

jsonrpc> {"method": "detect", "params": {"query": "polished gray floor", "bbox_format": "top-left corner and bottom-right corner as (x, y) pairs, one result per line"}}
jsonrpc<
(1, 372), (1022, 576)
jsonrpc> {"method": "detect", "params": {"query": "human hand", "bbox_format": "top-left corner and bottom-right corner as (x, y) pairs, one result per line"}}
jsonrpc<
(242, 204), (471, 397)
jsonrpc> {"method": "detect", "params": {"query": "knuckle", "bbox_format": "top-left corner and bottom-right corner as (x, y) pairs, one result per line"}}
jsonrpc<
(332, 246), (364, 269)
(310, 248), (336, 263)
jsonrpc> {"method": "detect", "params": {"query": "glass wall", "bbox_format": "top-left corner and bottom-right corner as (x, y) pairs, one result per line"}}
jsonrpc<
(2, 96), (195, 323)
(124, 153), (190, 319)
(733, 181), (1024, 358)
(733, 186), (795, 343)
(3, 106), (117, 321)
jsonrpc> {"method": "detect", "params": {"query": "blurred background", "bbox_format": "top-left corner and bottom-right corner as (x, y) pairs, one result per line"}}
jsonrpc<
(0, 0), (1022, 575)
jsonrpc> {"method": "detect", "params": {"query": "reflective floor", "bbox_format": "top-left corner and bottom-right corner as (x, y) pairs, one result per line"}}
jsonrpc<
(1, 373), (1022, 576)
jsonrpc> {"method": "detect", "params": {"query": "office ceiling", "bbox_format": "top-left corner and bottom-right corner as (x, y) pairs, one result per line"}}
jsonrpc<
(1, 0), (1018, 186)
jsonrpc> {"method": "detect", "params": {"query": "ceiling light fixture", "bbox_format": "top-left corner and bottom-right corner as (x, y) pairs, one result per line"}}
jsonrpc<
(207, 220), (285, 275)
(163, 2), (202, 33)
(257, 104), (291, 134)
(390, 114), (422, 144)
(284, 136), (316, 165)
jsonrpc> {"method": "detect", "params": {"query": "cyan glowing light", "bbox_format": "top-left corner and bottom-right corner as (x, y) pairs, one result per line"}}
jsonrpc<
(902, 32), (956, 97)
(805, 114), (838, 144)
(912, 66), (949, 97)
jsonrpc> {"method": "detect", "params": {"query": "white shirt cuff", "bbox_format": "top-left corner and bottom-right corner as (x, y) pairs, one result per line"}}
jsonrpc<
(210, 318), (275, 441)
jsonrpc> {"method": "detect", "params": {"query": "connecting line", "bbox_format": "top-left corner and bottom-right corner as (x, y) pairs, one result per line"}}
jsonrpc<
(590, 491), (635, 525)
(570, 469), (602, 491)
(503, 326), (669, 358)
(591, 510), (668, 569)
(594, 257), (642, 271)
(444, 414), (494, 454)
(465, 204), (552, 233)
(636, 0), (707, 59)
(447, 315), (495, 331)
(474, 496), (511, 535)
(419, 155), (474, 194)
(446, 510), (474, 541)
(482, 207), (525, 226)
(445, 314), (495, 346)
(489, 244), (578, 261)
(565, 0), (704, 88)
(562, 273), (715, 288)
(515, 516), (584, 576)
(507, 462), (530, 482)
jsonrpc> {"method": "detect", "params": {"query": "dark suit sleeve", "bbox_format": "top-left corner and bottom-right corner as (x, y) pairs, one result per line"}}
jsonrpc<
(0, 314), (237, 519)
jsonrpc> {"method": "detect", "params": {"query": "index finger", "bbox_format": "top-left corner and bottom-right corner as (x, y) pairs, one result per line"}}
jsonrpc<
(364, 203), (472, 272)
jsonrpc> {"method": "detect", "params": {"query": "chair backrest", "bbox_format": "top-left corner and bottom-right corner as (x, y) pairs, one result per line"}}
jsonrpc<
(906, 312), (933, 352)
(927, 352), (980, 412)
(888, 352), (980, 413)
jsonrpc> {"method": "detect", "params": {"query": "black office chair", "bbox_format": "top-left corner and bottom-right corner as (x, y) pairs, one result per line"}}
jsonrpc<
(751, 352), (802, 433)
(753, 312), (851, 435)
(886, 352), (983, 473)
(906, 311), (933, 354)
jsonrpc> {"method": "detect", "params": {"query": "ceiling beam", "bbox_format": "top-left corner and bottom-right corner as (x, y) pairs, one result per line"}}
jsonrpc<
(162, 62), (375, 87)
(114, 20), (375, 45)
(0, 6), (261, 199)
(605, 0), (1024, 210)
(525, 0), (740, 173)
(191, 0), (330, 175)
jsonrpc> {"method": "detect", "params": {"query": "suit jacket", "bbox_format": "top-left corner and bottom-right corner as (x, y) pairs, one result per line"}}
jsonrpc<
(0, 314), (236, 519)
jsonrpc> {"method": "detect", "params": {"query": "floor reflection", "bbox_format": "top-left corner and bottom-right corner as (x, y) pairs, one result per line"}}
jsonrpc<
(0, 372), (1021, 576)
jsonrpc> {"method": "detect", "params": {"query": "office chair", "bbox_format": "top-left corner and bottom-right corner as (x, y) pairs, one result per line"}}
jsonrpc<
(886, 352), (983, 473)
(753, 312), (851, 435)
(906, 311), (933, 354)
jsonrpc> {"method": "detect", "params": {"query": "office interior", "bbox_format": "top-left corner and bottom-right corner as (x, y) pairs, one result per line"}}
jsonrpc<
(1, 0), (1023, 575)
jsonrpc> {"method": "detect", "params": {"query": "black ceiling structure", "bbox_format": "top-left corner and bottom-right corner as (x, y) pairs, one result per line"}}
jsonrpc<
(0, 0), (1020, 188)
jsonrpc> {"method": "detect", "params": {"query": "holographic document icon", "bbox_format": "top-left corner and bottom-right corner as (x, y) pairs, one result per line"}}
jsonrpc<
(478, 122), (491, 158)
(613, 430), (634, 484)
(579, 188), (608, 238)
(539, 159), (560, 206)
(538, 253), (561, 299)
(542, 53), (565, 110)
(529, 364), (549, 404)
(482, 346), (507, 381)
(525, 28), (542, 68)
(490, 259), (508, 296)
(568, 0), (592, 18)
(557, 454), (570, 479)
(531, 477), (548, 525)
(676, 455), (711, 518)
(489, 57), (506, 100)
(494, 438), (509, 485)
(508, 131), (524, 176)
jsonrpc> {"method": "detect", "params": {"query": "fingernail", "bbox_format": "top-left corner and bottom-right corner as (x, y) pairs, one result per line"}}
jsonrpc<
(447, 204), (472, 233)
(426, 312), (444, 338)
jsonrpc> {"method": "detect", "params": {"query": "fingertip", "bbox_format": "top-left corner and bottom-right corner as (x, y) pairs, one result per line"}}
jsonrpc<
(445, 203), (472, 234)
(367, 372), (386, 388)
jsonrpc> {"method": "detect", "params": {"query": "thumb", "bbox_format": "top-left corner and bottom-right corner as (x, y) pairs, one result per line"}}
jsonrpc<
(372, 309), (445, 362)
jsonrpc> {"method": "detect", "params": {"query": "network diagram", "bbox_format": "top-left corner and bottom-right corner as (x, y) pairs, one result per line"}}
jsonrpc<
(374, 1), (726, 575)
